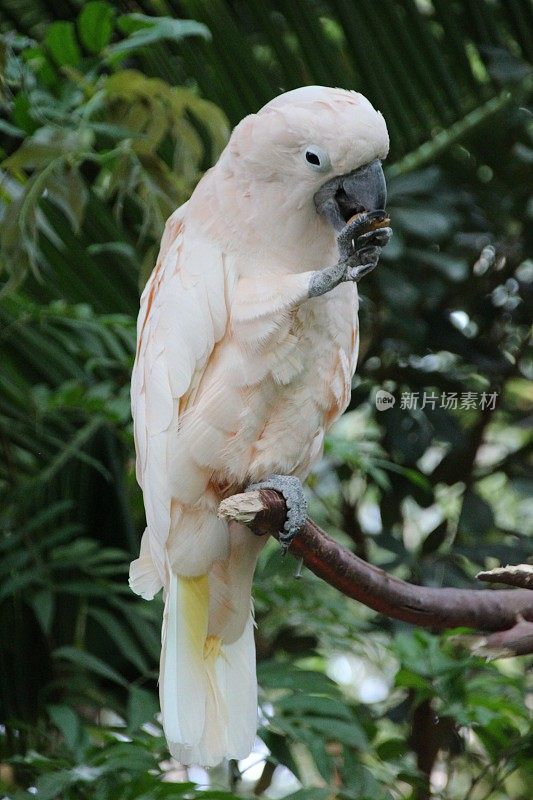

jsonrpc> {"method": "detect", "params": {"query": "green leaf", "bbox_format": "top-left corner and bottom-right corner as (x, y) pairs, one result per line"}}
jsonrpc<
(0, 118), (24, 138)
(304, 734), (333, 781)
(89, 607), (149, 673)
(376, 738), (408, 760)
(3, 127), (88, 171)
(35, 770), (77, 800)
(30, 589), (55, 635)
(258, 662), (337, 694)
(44, 21), (82, 67)
(0, 571), (45, 603)
(282, 790), (332, 800)
(276, 693), (354, 720)
(108, 14), (210, 58)
(47, 704), (80, 751)
(392, 207), (453, 240)
(53, 646), (128, 686)
(458, 489), (495, 537)
(127, 685), (159, 732)
(394, 668), (432, 692)
(78, 1), (115, 54)
(420, 521), (448, 555)
(45, 164), (88, 232)
(11, 91), (38, 135)
(90, 742), (156, 774)
(306, 717), (368, 750)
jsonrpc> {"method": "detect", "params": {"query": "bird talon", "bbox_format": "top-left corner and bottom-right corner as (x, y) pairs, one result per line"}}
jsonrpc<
(245, 474), (307, 549)
(348, 261), (378, 282)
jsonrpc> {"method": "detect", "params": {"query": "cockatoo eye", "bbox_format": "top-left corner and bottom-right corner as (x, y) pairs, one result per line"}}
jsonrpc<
(304, 145), (331, 173)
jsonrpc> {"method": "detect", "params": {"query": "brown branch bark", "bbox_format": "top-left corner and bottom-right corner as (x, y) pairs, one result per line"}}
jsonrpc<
(218, 490), (533, 655)
(477, 564), (533, 589)
(452, 617), (533, 658)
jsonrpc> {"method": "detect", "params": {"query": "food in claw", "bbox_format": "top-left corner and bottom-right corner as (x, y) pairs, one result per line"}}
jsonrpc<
(347, 209), (390, 233)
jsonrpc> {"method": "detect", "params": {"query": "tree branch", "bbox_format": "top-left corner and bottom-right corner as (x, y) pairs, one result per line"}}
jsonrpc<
(219, 490), (533, 655)
(451, 617), (533, 658)
(477, 564), (533, 590)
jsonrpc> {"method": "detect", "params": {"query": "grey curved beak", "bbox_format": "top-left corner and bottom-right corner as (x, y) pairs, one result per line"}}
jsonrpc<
(314, 158), (387, 232)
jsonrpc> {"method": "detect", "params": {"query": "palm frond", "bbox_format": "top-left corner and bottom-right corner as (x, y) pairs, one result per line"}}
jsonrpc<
(163, 0), (533, 162)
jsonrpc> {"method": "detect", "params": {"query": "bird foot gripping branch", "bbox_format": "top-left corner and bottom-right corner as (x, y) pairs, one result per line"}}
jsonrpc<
(219, 488), (533, 657)
(245, 474), (307, 551)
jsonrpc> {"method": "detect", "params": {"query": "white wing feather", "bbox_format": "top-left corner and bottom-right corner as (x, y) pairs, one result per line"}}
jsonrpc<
(129, 204), (229, 597)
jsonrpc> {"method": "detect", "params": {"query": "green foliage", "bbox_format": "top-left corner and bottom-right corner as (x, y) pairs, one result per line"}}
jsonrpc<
(5, 724), (239, 800)
(0, 2), (532, 799)
(0, 16), (227, 289)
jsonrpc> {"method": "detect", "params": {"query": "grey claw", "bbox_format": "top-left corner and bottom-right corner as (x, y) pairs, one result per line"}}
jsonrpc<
(352, 245), (380, 264)
(337, 213), (391, 261)
(246, 474), (307, 549)
(349, 262), (378, 282)
(357, 227), (392, 248)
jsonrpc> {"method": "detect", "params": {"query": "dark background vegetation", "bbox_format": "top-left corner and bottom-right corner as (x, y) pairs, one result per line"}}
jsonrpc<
(0, 1), (532, 798)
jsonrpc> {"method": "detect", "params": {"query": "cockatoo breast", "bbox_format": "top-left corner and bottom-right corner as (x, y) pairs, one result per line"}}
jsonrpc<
(175, 242), (359, 492)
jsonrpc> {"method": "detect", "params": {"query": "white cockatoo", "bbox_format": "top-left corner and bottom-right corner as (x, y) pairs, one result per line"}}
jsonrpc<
(129, 86), (390, 767)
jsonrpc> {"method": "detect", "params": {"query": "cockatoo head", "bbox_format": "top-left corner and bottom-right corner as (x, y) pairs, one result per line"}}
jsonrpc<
(197, 86), (389, 257)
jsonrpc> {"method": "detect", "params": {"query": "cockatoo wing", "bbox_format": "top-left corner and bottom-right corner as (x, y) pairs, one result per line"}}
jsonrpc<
(129, 204), (228, 598)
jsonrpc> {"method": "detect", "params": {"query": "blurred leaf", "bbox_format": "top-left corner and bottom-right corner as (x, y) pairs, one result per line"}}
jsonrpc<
(376, 738), (408, 760)
(276, 693), (353, 720)
(35, 770), (77, 800)
(109, 15), (210, 58)
(282, 790), (331, 800)
(421, 521), (449, 555)
(47, 704), (80, 751)
(458, 489), (495, 537)
(258, 662), (337, 694)
(44, 22), (82, 68)
(306, 717), (368, 750)
(127, 685), (159, 732)
(45, 165), (88, 233)
(3, 127), (86, 171)
(30, 589), (55, 635)
(89, 607), (149, 673)
(53, 646), (128, 686)
(78, 1), (115, 54)
(393, 207), (454, 240)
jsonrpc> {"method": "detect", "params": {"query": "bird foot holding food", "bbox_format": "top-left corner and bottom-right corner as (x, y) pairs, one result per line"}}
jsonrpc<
(309, 210), (391, 296)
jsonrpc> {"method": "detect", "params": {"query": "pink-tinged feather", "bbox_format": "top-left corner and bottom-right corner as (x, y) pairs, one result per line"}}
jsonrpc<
(130, 85), (388, 765)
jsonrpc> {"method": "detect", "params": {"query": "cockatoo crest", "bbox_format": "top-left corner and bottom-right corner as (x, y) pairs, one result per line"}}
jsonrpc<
(189, 86), (389, 256)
